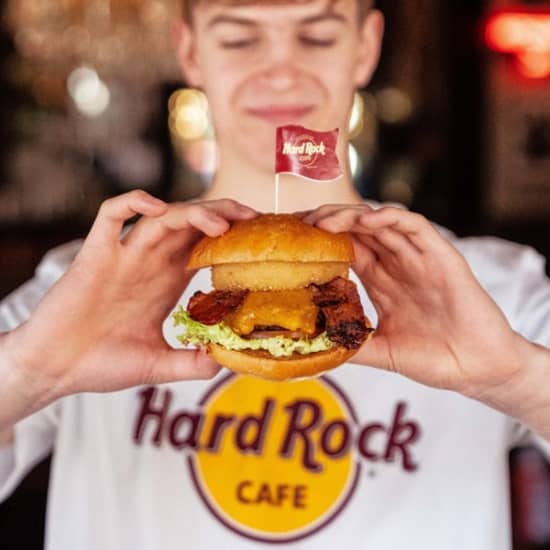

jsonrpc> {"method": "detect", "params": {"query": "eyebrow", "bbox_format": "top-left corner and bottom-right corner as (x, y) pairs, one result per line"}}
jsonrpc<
(299, 13), (348, 26)
(207, 16), (256, 29)
(206, 12), (348, 30)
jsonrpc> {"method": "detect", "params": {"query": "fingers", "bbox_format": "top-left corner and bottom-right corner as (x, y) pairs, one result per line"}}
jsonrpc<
(376, 227), (422, 256)
(348, 335), (384, 370)
(86, 190), (167, 248)
(124, 199), (257, 251)
(351, 234), (384, 271)
(148, 348), (222, 384)
(302, 203), (373, 229)
(359, 208), (447, 255)
(304, 204), (454, 263)
(348, 333), (390, 372)
(162, 199), (256, 235)
(303, 205), (423, 271)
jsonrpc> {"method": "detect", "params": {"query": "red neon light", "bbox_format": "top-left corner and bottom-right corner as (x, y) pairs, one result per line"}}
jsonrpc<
(485, 11), (550, 78)
(518, 51), (550, 79)
(486, 13), (550, 53)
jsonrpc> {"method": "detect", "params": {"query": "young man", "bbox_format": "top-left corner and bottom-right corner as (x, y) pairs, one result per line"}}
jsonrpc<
(179, 0), (383, 212)
(0, 1), (549, 549)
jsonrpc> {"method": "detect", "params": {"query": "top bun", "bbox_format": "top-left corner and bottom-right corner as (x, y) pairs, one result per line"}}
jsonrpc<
(188, 214), (354, 269)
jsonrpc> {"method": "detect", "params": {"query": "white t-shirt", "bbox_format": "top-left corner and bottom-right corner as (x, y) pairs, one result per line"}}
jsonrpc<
(1, 233), (549, 550)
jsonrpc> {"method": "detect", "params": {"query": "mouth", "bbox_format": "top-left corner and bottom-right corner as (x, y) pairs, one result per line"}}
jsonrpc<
(245, 105), (315, 125)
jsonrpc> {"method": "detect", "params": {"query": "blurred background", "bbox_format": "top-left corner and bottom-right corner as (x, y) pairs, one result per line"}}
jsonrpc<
(0, 0), (549, 548)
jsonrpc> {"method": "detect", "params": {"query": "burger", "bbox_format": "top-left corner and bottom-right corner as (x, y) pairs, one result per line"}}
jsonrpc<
(172, 214), (373, 380)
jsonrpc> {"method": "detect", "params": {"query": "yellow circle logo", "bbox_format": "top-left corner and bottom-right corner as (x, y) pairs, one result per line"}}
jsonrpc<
(188, 373), (360, 543)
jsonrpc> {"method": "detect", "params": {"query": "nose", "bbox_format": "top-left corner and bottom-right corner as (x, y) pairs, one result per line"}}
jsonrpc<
(257, 37), (301, 91)
(260, 65), (299, 92)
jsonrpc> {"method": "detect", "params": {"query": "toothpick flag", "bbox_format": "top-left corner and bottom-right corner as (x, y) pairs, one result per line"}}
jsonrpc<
(276, 125), (341, 181)
(273, 125), (342, 212)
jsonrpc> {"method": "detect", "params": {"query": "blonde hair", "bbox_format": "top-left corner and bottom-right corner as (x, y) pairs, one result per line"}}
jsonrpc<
(182, 0), (373, 24)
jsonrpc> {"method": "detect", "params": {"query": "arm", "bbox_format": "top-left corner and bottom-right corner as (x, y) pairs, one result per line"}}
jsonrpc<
(304, 205), (550, 439)
(0, 396), (59, 503)
(0, 329), (59, 437)
(0, 190), (256, 432)
(475, 340), (550, 438)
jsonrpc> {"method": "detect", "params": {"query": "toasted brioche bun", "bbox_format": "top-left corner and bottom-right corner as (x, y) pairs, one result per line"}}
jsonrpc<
(208, 343), (357, 381)
(188, 214), (354, 269)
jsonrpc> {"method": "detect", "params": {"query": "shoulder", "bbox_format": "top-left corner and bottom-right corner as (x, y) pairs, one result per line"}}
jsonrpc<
(0, 240), (83, 330)
(368, 201), (549, 325)
(449, 234), (546, 284)
(448, 233), (550, 337)
(366, 200), (547, 284)
(35, 239), (83, 282)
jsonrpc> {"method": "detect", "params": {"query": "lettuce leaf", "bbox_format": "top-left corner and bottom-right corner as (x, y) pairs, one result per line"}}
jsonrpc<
(172, 307), (333, 358)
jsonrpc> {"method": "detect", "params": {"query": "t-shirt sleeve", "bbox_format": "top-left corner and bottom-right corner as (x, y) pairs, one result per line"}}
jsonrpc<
(0, 403), (59, 503)
(455, 237), (550, 451)
(504, 245), (550, 453)
(454, 236), (550, 346)
(0, 240), (82, 502)
(0, 239), (82, 332)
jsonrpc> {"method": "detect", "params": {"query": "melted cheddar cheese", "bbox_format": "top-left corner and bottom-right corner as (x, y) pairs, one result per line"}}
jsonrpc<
(225, 288), (318, 336)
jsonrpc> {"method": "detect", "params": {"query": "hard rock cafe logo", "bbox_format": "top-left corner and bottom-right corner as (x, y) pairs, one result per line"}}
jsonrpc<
(282, 134), (327, 168)
(133, 374), (421, 543)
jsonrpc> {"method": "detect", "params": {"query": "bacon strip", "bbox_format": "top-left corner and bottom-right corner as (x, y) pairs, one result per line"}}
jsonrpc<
(187, 277), (371, 350)
(188, 290), (248, 325)
(311, 277), (371, 349)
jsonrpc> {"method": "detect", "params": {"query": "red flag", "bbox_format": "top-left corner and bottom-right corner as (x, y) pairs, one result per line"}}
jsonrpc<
(275, 125), (341, 181)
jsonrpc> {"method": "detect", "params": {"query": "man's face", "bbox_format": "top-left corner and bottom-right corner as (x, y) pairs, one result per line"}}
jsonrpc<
(179, 0), (382, 172)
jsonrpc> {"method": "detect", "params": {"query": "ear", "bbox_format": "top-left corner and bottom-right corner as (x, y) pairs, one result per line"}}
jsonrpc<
(353, 10), (385, 88)
(174, 20), (203, 88)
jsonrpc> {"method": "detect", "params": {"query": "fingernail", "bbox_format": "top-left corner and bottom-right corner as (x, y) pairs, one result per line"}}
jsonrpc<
(240, 206), (257, 217)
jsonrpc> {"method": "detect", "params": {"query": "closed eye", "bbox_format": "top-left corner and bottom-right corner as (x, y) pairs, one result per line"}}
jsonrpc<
(300, 36), (337, 48)
(219, 38), (259, 49)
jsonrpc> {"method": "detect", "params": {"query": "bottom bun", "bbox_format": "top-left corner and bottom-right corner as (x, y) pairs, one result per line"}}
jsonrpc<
(208, 344), (358, 381)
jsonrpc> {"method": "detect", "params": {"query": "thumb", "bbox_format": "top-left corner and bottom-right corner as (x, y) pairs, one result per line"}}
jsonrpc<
(349, 334), (390, 371)
(148, 348), (222, 384)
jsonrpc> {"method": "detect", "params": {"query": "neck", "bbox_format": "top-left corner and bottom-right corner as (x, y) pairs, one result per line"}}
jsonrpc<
(200, 149), (363, 213)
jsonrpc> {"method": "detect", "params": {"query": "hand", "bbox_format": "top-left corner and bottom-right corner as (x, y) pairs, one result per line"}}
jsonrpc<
(303, 205), (527, 397)
(3, 191), (257, 409)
